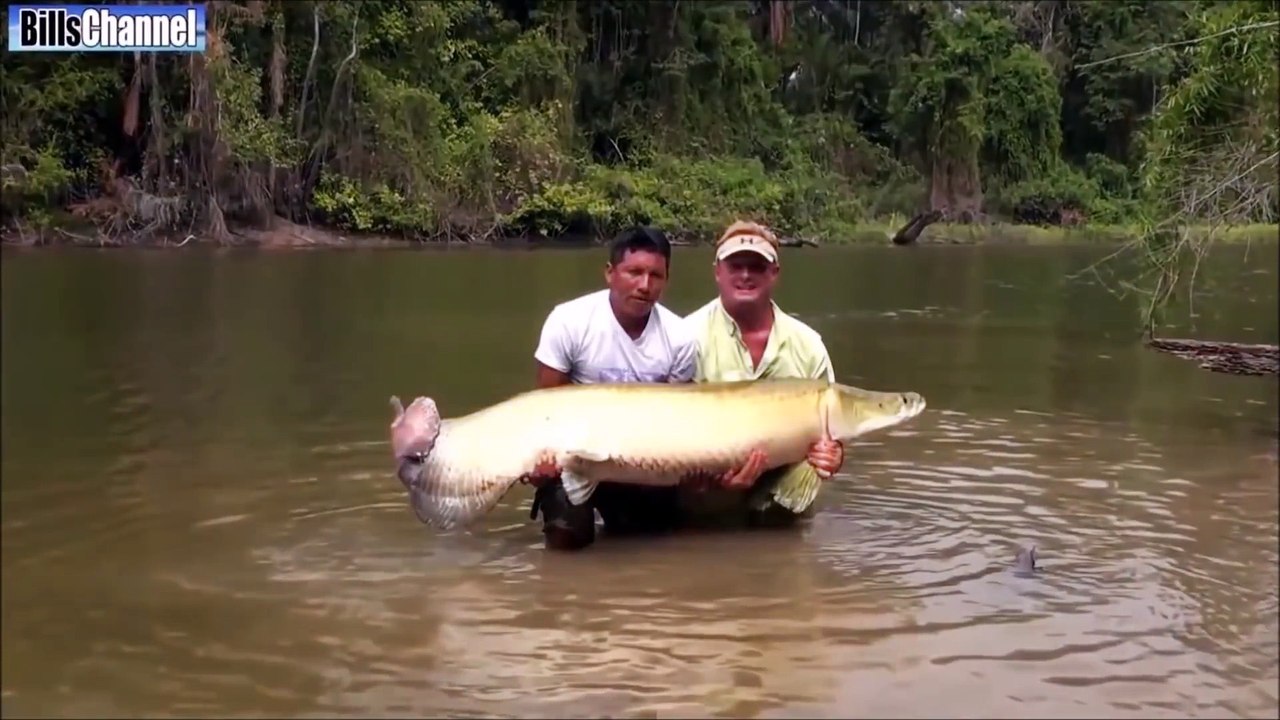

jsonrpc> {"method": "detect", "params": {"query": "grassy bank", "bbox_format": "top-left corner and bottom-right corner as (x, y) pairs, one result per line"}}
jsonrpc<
(3, 206), (1275, 250)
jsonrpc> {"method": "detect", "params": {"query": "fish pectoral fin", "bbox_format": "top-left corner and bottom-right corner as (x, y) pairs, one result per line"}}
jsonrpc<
(761, 463), (822, 514)
(557, 448), (612, 506)
(561, 447), (610, 464)
(559, 447), (614, 476)
(559, 469), (599, 506)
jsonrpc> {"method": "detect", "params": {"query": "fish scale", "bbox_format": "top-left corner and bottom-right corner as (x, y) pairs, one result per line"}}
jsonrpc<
(389, 378), (926, 530)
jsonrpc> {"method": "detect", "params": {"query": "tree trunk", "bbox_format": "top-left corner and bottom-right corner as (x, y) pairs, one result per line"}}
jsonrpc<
(648, 0), (682, 138)
(187, 8), (233, 243)
(268, 8), (286, 216)
(769, 0), (789, 47)
(145, 54), (167, 190)
(929, 153), (984, 222)
(122, 54), (143, 139)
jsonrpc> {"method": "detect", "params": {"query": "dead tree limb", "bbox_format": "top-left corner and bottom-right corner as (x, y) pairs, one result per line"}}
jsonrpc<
(892, 209), (943, 246)
(1147, 337), (1279, 377)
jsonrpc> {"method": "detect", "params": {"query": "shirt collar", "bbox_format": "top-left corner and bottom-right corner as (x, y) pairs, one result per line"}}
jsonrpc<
(711, 298), (791, 351)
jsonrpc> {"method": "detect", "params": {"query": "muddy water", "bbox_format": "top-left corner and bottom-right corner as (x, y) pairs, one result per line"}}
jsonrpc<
(2, 243), (1277, 719)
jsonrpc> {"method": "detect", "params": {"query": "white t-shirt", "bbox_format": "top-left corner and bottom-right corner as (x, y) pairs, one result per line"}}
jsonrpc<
(534, 289), (697, 384)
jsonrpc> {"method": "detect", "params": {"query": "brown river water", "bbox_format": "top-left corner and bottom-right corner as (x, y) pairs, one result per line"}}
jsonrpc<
(2, 242), (1277, 719)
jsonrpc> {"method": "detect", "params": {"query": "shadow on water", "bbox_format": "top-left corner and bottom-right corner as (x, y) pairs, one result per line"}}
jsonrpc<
(1, 243), (1277, 718)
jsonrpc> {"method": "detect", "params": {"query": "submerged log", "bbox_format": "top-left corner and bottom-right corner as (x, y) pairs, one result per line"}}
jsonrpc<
(778, 236), (819, 248)
(1146, 337), (1279, 377)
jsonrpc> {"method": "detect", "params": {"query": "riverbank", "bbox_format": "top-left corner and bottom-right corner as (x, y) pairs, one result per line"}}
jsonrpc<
(3, 212), (1276, 250)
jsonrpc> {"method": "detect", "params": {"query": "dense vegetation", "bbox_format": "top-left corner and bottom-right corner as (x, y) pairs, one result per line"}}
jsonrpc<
(1, 0), (1276, 246)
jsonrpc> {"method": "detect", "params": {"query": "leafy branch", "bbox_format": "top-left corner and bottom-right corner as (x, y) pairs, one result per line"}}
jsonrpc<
(1076, 19), (1279, 70)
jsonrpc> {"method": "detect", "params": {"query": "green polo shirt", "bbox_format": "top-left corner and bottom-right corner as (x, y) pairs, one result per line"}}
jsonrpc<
(678, 298), (835, 526)
(684, 298), (835, 383)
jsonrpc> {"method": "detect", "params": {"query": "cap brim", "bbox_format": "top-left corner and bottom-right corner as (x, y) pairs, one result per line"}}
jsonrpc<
(716, 244), (778, 264)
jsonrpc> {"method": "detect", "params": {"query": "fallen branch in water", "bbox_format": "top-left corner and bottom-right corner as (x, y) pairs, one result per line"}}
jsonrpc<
(1146, 337), (1280, 376)
(55, 227), (100, 245)
(778, 236), (819, 248)
(892, 209), (943, 246)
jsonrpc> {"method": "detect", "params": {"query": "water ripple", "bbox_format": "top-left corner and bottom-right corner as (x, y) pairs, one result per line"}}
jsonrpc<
(3, 248), (1277, 719)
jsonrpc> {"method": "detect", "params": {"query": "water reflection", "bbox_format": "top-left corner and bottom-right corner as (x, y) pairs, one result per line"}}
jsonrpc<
(1, 244), (1276, 718)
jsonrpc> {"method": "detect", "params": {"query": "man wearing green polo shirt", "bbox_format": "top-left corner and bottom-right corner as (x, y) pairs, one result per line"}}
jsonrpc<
(680, 220), (846, 527)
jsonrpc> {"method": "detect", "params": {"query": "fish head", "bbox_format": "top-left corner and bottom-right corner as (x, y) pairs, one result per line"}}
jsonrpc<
(389, 395), (442, 462)
(829, 385), (927, 439)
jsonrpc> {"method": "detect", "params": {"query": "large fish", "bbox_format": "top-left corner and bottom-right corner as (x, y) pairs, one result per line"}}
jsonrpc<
(388, 379), (927, 529)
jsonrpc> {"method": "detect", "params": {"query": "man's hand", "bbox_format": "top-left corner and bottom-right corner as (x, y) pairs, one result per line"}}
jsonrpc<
(720, 447), (769, 489)
(679, 447), (769, 492)
(524, 450), (561, 488)
(806, 438), (844, 479)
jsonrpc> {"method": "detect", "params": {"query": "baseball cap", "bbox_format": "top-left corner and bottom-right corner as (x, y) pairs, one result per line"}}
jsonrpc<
(714, 220), (780, 264)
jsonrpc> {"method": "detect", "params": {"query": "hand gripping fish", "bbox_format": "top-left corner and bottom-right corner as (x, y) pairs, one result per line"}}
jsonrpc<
(388, 379), (927, 529)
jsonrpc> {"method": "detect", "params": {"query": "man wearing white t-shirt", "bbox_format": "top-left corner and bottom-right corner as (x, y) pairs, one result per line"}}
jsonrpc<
(527, 227), (697, 550)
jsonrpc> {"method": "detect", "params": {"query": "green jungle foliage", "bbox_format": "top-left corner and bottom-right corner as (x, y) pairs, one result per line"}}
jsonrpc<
(1, 0), (1276, 244)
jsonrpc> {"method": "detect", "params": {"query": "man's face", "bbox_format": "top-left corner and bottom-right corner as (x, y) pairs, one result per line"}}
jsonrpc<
(606, 249), (668, 320)
(714, 251), (778, 306)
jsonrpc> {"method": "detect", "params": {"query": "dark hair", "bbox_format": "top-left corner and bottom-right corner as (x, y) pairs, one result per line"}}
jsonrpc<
(608, 226), (671, 268)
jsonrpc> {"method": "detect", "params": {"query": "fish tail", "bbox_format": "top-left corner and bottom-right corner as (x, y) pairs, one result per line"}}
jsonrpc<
(761, 463), (821, 514)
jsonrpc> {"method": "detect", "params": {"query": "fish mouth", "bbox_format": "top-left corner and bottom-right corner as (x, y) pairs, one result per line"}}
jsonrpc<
(852, 392), (928, 436)
(397, 456), (424, 491)
(407, 485), (434, 525)
(396, 457), (437, 526)
(900, 392), (927, 419)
